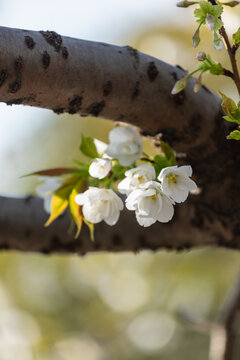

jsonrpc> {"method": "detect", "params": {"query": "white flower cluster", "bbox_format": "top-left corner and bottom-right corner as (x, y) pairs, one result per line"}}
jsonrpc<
(75, 126), (197, 227)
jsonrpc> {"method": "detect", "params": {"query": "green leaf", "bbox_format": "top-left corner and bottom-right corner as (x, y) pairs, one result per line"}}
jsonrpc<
(79, 134), (99, 158)
(83, 218), (95, 241)
(223, 116), (240, 124)
(69, 180), (85, 238)
(160, 141), (176, 161)
(153, 155), (171, 176)
(227, 130), (240, 140)
(213, 18), (223, 32)
(209, 62), (224, 75)
(194, 2), (223, 30)
(233, 28), (240, 45)
(23, 167), (78, 177)
(220, 92), (240, 124)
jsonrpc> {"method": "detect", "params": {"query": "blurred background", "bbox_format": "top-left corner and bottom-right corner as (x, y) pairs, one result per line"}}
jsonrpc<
(0, 0), (240, 359)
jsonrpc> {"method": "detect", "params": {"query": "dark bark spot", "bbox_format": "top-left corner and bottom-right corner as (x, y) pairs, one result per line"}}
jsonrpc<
(42, 51), (51, 69)
(24, 36), (35, 49)
(112, 234), (122, 246)
(8, 57), (23, 94)
(7, 98), (23, 105)
(125, 45), (139, 69)
(147, 61), (159, 81)
(40, 30), (62, 52)
(24, 195), (33, 203)
(15, 57), (23, 71)
(6, 94), (36, 106)
(132, 81), (140, 98)
(68, 96), (82, 114)
(87, 101), (105, 117)
(103, 81), (112, 96)
(8, 79), (21, 93)
(62, 46), (68, 59)
(176, 64), (187, 72)
(0, 69), (8, 87)
(53, 107), (65, 114)
(118, 50), (122, 54)
(170, 71), (178, 81)
(172, 90), (185, 106)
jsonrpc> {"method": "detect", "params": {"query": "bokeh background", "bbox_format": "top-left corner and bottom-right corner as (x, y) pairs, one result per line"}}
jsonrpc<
(0, 1), (240, 359)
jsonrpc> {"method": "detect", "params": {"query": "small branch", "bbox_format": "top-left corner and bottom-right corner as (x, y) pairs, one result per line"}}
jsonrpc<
(232, 44), (239, 56)
(223, 68), (234, 79)
(219, 26), (240, 96)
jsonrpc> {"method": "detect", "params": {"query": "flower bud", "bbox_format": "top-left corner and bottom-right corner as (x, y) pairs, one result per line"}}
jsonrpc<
(176, 1), (196, 7)
(196, 51), (206, 61)
(213, 32), (223, 50)
(206, 14), (215, 31)
(194, 74), (202, 93)
(192, 28), (200, 48)
(222, 1), (239, 7)
(171, 76), (188, 94)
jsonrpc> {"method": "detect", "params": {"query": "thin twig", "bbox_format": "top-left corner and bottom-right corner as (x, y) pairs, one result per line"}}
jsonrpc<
(208, 0), (240, 95)
(223, 68), (234, 79)
(219, 26), (240, 95)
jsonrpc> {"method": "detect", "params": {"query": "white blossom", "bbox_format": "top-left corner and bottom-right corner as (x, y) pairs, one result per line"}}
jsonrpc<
(118, 164), (156, 195)
(106, 126), (143, 166)
(125, 181), (175, 227)
(158, 165), (197, 203)
(75, 187), (124, 225)
(36, 177), (63, 213)
(89, 158), (112, 179)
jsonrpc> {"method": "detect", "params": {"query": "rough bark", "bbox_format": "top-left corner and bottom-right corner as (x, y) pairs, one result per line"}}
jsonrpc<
(0, 26), (239, 254)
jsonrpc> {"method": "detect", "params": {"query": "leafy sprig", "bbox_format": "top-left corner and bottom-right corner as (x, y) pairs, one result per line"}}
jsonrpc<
(174, 0), (240, 140)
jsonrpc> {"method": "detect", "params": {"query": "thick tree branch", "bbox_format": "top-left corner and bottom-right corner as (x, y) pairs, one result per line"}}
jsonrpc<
(0, 26), (239, 253)
(0, 195), (234, 254)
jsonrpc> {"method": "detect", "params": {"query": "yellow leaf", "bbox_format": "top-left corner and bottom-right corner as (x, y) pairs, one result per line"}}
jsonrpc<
(45, 183), (74, 227)
(83, 218), (95, 241)
(69, 180), (84, 238)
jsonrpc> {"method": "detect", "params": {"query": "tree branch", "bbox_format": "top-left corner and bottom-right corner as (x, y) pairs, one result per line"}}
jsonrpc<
(0, 26), (239, 253)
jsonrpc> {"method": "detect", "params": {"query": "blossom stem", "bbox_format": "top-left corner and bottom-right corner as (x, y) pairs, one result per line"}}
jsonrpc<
(140, 157), (155, 164)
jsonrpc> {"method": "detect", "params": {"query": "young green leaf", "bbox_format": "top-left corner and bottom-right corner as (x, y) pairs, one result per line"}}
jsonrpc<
(160, 140), (176, 162)
(220, 92), (240, 124)
(227, 130), (240, 140)
(154, 155), (171, 176)
(79, 134), (99, 158)
(209, 62), (224, 75)
(194, 1), (223, 32)
(233, 28), (240, 45)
